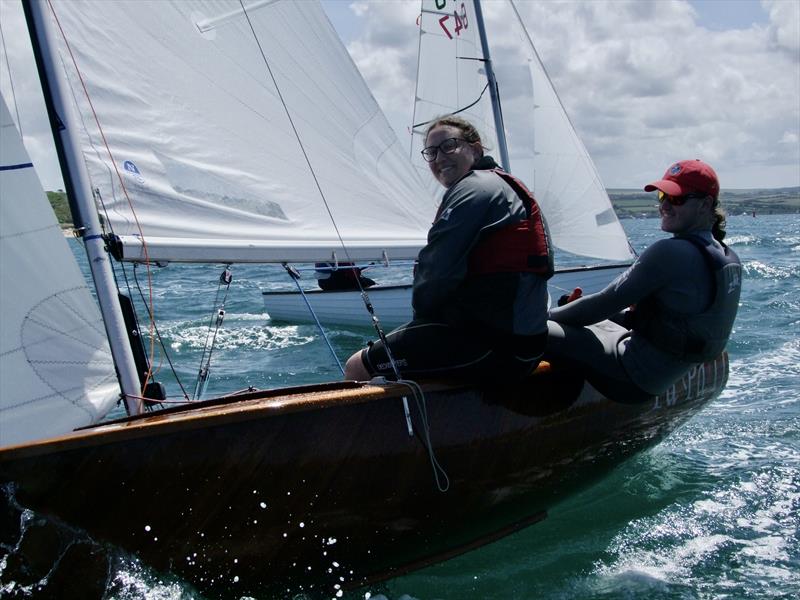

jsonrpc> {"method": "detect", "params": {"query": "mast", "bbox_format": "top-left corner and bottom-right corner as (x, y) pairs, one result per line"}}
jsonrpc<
(473, 0), (510, 172)
(23, 0), (143, 415)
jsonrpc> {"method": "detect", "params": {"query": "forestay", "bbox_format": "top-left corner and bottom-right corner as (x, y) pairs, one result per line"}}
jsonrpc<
(43, 0), (434, 264)
(0, 94), (120, 447)
(412, 0), (633, 262)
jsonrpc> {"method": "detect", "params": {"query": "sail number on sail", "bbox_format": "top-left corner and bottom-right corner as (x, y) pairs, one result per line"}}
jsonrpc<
(435, 0), (469, 39)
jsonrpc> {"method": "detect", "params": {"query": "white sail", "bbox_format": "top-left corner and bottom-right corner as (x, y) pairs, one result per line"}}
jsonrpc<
(0, 93), (120, 447)
(42, 0), (435, 264)
(412, 0), (633, 262)
(412, 0), (496, 200)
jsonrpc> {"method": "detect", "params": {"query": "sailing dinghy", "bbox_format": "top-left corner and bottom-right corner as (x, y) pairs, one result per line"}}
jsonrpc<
(261, 0), (634, 328)
(1, 1), (729, 597)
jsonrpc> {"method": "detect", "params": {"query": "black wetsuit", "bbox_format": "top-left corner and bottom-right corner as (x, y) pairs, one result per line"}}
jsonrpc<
(547, 230), (738, 401)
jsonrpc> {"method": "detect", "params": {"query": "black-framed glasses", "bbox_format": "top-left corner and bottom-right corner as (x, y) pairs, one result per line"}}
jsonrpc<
(421, 138), (467, 162)
(657, 190), (707, 206)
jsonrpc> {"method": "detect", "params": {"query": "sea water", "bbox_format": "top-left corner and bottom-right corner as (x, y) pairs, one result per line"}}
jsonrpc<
(1, 214), (798, 599)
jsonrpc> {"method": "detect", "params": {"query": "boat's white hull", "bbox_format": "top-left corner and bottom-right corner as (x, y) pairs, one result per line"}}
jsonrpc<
(262, 264), (630, 328)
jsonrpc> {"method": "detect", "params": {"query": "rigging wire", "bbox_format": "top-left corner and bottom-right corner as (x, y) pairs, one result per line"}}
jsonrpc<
(283, 264), (345, 376)
(131, 263), (191, 403)
(238, 1), (406, 384)
(239, 2), (442, 477)
(46, 0), (158, 397)
(94, 188), (191, 406)
(194, 266), (234, 400)
(397, 379), (449, 492)
(412, 82), (490, 130)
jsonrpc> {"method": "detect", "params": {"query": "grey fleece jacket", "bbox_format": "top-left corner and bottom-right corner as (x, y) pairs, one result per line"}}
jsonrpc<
(412, 165), (549, 338)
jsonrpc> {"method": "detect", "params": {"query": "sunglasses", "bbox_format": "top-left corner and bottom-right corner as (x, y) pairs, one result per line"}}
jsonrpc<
(657, 190), (707, 206)
(421, 138), (467, 162)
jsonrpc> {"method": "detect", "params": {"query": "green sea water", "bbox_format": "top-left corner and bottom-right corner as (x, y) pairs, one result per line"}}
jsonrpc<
(2, 214), (798, 599)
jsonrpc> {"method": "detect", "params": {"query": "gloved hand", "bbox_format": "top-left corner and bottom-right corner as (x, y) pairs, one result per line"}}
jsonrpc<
(557, 287), (583, 306)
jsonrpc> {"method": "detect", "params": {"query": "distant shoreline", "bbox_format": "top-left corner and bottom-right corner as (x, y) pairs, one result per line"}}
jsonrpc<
(609, 187), (800, 219)
(48, 187), (800, 227)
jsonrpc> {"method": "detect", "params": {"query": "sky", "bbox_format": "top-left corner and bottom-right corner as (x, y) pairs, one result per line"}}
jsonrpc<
(1, 0), (798, 191)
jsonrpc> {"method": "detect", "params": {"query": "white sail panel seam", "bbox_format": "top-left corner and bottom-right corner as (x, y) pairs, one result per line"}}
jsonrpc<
(0, 223), (63, 240)
(195, 0), (280, 32)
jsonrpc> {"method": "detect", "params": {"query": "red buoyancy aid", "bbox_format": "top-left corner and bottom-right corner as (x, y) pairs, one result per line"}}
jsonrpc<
(467, 169), (554, 279)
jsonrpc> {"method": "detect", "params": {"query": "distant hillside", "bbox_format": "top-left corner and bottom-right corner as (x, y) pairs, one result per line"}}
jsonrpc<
(46, 187), (800, 226)
(609, 187), (800, 219)
(46, 190), (73, 228)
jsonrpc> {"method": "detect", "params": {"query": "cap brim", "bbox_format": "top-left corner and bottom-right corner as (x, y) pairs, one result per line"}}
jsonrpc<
(644, 180), (683, 195)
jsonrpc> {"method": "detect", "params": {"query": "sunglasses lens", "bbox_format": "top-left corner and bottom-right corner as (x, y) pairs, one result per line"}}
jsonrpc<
(657, 191), (687, 206)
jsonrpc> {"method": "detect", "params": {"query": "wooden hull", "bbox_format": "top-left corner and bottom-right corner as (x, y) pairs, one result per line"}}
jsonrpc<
(262, 264), (630, 327)
(0, 355), (728, 597)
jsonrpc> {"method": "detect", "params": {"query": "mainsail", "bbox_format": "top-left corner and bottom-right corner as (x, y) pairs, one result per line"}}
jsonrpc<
(412, 0), (633, 262)
(41, 0), (435, 264)
(0, 93), (120, 446)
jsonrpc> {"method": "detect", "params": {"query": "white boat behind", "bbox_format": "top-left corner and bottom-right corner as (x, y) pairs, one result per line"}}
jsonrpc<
(263, 264), (630, 329)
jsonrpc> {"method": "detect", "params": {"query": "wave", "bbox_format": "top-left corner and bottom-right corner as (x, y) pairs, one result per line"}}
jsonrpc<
(165, 322), (315, 352)
(721, 339), (800, 403)
(591, 463), (800, 597)
(742, 260), (798, 280)
(572, 339), (800, 597)
(727, 233), (759, 246)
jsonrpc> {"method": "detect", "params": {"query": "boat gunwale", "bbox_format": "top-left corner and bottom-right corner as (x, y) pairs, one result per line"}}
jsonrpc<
(260, 263), (634, 296)
(0, 377), (475, 459)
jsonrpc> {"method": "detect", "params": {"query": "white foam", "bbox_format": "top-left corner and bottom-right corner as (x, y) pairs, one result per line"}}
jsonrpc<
(595, 464), (800, 592)
(718, 339), (800, 403)
(742, 260), (796, 280)
(167, 323), (315, 352)
(726, 234), (757, 246)
(108, 557), (188, 599)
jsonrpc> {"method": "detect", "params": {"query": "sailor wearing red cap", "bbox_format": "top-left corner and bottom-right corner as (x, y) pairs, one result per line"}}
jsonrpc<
(547, 159), (742, 402)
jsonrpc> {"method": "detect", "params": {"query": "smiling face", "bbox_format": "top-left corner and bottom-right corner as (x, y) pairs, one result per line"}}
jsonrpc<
(426, 125), (481, 188)
(658, 193), (714, 235)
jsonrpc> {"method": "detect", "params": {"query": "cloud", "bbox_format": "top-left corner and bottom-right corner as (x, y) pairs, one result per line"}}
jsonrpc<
(343, 1), (420, 137)
(780, 131), (800, 144)
(344, 0), (800, 188)
(2, 0), (798, 190)
(764, 0), (800, 54)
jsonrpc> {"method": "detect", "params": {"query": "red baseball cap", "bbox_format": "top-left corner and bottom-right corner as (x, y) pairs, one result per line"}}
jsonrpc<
(644, 159), (720, 199)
